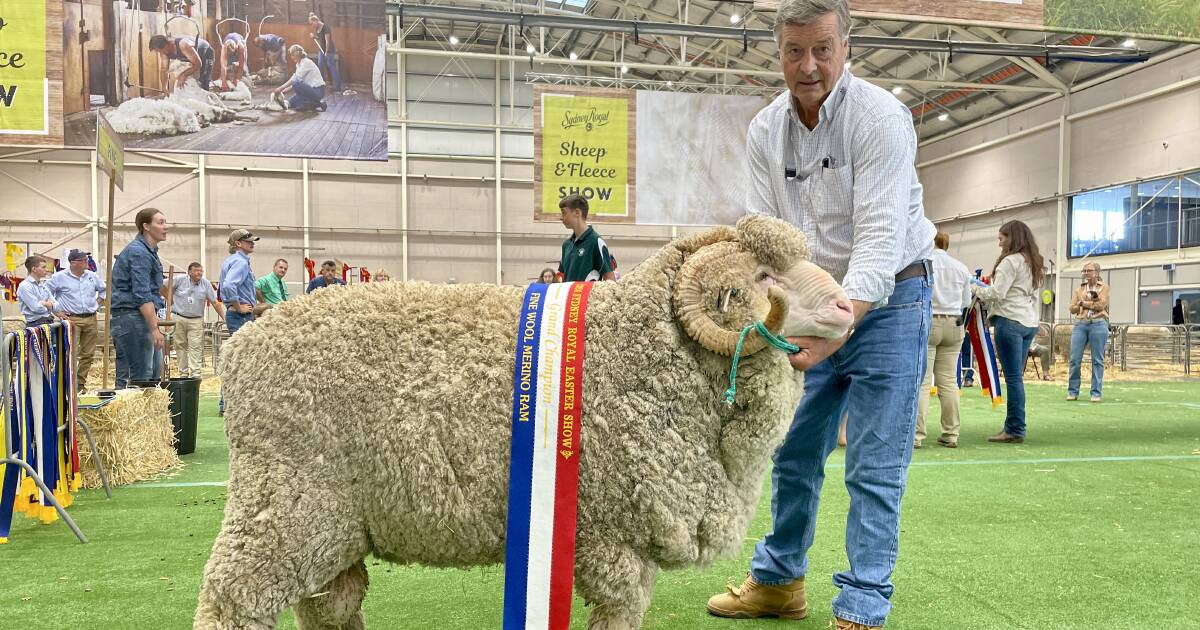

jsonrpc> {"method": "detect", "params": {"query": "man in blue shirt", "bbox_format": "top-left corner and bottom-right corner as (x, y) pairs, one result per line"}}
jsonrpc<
(219, 229), (259, 415)
(306, 260), (346, 293)
(48, 249), (107, 392)
(16, 255), (56, 326)
(111, 208), (168, 388)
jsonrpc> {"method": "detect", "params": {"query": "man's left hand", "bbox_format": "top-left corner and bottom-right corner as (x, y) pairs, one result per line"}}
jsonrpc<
(785, 333), (848, 371)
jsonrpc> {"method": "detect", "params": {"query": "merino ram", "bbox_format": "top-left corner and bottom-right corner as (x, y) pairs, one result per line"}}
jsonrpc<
(194, 215), (854, 630)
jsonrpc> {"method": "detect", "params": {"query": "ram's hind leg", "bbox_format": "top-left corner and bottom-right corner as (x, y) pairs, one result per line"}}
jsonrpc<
(294, 560), (369, 630)
(194, 465), (369, 629)
(575, 543), (659, 630)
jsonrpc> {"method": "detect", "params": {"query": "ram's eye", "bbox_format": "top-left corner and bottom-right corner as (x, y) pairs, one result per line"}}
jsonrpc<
(730, 288), (740, 298)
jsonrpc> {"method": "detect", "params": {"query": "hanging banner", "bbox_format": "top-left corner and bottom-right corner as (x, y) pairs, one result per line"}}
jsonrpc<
(0, 0), (55, 138)
(96, 111), (125, 191)
(535, 86), (636, 224)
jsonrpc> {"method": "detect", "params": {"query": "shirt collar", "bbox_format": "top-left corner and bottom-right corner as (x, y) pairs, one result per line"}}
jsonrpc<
(788, 69), (852, 129)
(571, 226), (595, 244)
(235, 251), (250, 262)
(135, 233), (159, 253)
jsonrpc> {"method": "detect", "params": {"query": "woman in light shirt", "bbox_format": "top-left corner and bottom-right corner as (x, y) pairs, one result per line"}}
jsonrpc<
(271, 45), (327, 112)
(971, 220), (1045, 444)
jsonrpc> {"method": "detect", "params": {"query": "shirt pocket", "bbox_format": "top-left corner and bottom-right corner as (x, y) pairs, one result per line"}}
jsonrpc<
(813, 163), (853, 211)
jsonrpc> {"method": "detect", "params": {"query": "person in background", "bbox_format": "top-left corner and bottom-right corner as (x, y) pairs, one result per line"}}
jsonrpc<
(171, 262), (226, 378)
(48, 249), (107, 392)
(538, 268), (556, 284)
(374, 269), (392, 282)
(218, 31), (248, 91)
(557, 194), (615, 282)
(307, 13), (344, 93)
(17, 256), (56, 326)
(255, 258), (290, 305)
(149, 34), (216, 93)
(971, 220), (1044, 444)
(1067, 261), (1110, 402)
(306, 260), (346, 293)
(254, 33), (288, 75)
(110, 208), (168, 388)
(218, 229), (259, 414)
(1173, 298), (1188, 326)
(1028, 339), (1053, 380)
(915, 232), (972, 449)
(272, 45), (328, 112)
(704, 0), (933, 627)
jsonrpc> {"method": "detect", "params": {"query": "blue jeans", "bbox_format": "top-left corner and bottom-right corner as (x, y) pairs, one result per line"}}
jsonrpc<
(992, 317), (1037, 437)
(219, 311), (254, 413)
(750, 274), (932, 627)
(288, 81), (325, 110)
(112, 310), (154, 388)
(1068, 320), (1109, 398)
(317, 51), (343, 91)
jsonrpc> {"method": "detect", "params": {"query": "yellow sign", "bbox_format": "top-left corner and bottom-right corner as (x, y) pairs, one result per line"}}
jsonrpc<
(96, 111), (125, 190)
(539, 91), (633, 220)
(0, 0), (49, 135)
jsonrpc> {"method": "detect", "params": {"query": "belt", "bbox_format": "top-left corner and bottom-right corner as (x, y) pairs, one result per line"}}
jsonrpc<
(66, 312), (96, 318)
(933, 314), (958, 318)
(173, 313), (202, 319)
(896, 259), (932, 283)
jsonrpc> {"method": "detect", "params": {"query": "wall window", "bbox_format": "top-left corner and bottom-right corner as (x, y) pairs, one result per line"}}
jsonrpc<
(1068, 172), (1197, 258)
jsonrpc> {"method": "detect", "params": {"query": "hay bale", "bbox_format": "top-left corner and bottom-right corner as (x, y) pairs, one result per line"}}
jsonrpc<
(77, 388), (182, 488)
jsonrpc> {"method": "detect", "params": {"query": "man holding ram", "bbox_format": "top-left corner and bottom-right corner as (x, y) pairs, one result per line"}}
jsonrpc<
(705, 0), (935, 628)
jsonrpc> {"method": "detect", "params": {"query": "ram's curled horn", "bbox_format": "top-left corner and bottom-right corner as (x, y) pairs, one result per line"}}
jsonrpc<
(674, 243), (790, 357)
(735, 214), (811, 271)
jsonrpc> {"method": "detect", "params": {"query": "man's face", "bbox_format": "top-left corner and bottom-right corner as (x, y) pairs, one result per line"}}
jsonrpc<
(69, 259), (87, 275)
(322, 265), (337, 280)
(559, 206), (580, 230)
(31, 262), (50, 280)
(274, 261), (288, 278)
(237, 239), (256, 254)
(778, 13), (849, 116)
(146, 213), (169, 242)
(189, 266), (204, 283)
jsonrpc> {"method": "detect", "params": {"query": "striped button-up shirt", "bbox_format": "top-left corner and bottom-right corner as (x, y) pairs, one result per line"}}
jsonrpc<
(17, 278), (55, 322)
(746, 70), (935, 304)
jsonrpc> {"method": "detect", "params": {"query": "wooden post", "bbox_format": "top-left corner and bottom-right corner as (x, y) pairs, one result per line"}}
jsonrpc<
(100, 176), (116, 389)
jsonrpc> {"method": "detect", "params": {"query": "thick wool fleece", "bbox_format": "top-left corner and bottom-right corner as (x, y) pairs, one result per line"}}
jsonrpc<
(195, 218), (810, 630)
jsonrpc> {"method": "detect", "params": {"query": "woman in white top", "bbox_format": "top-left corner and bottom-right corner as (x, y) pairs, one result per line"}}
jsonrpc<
(971, 220), (1045, 444)
(271, 45), (327, 112)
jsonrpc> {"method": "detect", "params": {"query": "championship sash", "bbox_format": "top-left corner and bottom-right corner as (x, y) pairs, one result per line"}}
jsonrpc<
(503, 281), (592, 630)
(964, 300), (1004, 408)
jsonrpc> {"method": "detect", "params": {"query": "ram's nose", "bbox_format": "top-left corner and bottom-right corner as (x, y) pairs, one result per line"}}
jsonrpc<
(816, 296), (855, 328)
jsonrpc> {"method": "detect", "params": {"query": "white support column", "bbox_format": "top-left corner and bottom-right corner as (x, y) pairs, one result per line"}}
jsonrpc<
(1054, 95), (1071, 322)
(90, 151), (100, 258)
(302, 158), (312, 263)
(495, 60), (504, 285)
(198, 154), (207, 272)
(399, 49), (410, 282)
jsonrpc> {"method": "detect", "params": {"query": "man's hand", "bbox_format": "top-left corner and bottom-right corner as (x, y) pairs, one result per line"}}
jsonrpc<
(151, 328), (165, 350)
(54, 311), (68, 319)
(221, 80), (231, 92)
(40, 299), (55, 309)
(786, 334), (849, 371)
(237, 302), (254, 314)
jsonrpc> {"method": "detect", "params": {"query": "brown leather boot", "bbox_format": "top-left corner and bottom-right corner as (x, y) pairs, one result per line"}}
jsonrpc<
(706, 574), (807, 619)
(835, 617), (883, 630)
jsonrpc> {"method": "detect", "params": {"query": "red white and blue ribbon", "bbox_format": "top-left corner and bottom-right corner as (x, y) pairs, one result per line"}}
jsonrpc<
(504, 281), (592, 630)
(964, 300), (1003, 408)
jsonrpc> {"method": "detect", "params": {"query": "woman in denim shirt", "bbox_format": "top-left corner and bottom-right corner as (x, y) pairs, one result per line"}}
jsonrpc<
(110, 208), (169, 388)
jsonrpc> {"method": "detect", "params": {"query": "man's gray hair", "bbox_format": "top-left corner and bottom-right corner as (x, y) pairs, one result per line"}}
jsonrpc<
(774, 0), (851, 45)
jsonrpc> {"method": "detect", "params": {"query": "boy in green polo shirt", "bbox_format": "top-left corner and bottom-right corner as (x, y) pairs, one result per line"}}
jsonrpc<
(255, 258), (291, 305)
(557, 194), (615, 282)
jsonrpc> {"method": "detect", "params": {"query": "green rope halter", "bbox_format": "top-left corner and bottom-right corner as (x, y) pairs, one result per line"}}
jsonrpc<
(723, 321), (799, 406)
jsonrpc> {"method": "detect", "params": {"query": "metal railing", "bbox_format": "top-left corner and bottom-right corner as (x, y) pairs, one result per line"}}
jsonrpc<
(1048, 321), (1196, 376)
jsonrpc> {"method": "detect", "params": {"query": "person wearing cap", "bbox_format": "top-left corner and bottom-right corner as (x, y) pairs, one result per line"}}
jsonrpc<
(48, 249), (107, 392)
(171, 262), (226, 378)
(17, 255), (57, 326)
(218, 229), (259, 415)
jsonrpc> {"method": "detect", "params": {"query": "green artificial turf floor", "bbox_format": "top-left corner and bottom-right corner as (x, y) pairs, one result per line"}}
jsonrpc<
(2, 381), (1199, 629)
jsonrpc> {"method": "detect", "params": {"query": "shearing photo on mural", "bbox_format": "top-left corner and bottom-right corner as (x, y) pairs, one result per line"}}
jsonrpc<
(61, 0), (388, 160)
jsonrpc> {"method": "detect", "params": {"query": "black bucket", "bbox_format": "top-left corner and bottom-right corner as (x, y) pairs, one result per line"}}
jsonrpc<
(164, 377), (201, 455)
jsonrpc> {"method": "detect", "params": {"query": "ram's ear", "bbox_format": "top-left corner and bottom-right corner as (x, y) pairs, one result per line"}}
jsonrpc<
(735, 215), (810, 271)
(673, 244), (790, 357)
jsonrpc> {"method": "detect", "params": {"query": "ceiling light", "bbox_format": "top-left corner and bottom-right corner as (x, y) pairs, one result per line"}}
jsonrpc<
(938, 113), (949, 122)
(526, 43), (536, 54)
(666, 80), (673, 87)
(620, 64), (629, 74)
(891, 86), (903, 95)
(448, 35), (459, 45)
(730, 13), (741, 24)
(569, 51), (578, 60)
(1122, 38), (1136, 48)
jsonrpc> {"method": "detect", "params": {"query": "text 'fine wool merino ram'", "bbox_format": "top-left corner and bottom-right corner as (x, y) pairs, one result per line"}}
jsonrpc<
(194, 215), (854, 630)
